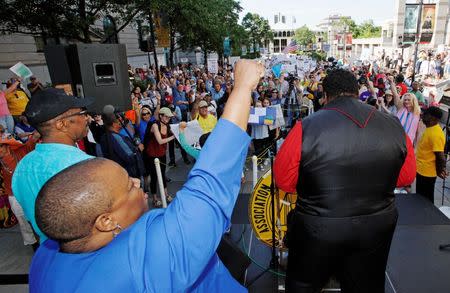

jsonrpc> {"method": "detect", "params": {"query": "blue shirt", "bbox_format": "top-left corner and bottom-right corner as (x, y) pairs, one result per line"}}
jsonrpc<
(173, 87), (188, 111)
(210, 89), (225, 102)
(29, 119), (250, 293)
(136, 117), (156, 142)
(12, 143), (93, 242)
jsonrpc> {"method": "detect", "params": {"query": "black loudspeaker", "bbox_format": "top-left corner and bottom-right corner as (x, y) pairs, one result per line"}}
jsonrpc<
(217, 235), (251, 285)
(44, 44), (131, 113)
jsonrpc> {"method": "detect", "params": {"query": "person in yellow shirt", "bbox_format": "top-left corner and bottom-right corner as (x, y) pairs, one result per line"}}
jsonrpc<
(5, 79), (29, 117)
(192, 100), (217, 133)
(416, 106), (447, 202)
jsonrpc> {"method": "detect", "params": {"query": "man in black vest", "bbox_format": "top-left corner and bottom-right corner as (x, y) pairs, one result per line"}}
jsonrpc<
(274, 69), (416, 293)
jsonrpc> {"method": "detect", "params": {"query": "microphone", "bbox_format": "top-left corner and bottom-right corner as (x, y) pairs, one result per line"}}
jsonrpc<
(102, 104), (116, 115)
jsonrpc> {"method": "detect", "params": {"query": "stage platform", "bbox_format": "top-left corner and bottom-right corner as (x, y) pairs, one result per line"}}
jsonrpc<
(229, 193), (450, 292)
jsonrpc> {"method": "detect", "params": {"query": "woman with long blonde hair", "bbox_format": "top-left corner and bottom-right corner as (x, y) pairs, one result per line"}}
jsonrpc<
(391, 75), (421, 143)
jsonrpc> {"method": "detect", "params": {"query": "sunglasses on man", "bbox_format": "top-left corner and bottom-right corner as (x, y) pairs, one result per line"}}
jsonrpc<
(58, 110), (88, 120)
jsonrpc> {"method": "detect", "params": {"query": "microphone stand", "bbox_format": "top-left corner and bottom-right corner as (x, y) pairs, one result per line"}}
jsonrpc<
(246, 132), (286, 288)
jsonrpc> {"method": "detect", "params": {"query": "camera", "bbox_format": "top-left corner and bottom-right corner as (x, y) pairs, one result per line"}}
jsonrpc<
(285, 74), (298, 85)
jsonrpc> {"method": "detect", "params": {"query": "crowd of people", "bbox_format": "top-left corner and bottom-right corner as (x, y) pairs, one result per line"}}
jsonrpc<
(0, 52), (448, 243)
(0, 47), (448, 291)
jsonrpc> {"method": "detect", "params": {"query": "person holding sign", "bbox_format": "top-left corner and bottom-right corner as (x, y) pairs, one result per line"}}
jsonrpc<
(29, 60), (264, 293)
(5, 78), (29, 118)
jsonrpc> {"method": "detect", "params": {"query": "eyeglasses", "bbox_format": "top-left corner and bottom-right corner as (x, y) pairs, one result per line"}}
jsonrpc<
(142, 112), (151, 116)
(59, 110), (88, 120)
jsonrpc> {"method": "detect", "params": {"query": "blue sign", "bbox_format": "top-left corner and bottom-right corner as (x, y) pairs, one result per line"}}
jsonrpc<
(323, 44), (330, 52)
(223, 37), (231, 57)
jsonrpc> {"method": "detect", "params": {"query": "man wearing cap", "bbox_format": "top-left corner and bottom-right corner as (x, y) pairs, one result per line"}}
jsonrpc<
(416, 106), (447, 202)
(12, 88), (93, 243)
(192, 100), (217, 133)
(27, 76), (44, 97)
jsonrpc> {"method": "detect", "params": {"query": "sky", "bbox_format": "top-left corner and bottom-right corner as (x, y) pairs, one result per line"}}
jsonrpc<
(239, 0), (395, 28)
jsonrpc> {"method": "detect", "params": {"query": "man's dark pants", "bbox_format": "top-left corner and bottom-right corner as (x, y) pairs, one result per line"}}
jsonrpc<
(286, 208), (398, 293)
(416, 173), (437, 203)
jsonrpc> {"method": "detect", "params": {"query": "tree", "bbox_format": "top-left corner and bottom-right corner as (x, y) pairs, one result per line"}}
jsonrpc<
(294, 25), (316, 47)
(242, 13), (273, 58)
(356, 20), (381, 39)
(0, 0), (141, 44)
(332, 17), (381, 39)
(229, 24), (248, 56)
(176, 0), (242, 67)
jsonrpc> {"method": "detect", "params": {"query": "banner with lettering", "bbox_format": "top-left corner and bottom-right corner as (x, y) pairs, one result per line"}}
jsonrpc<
(403, 4), (420, 44)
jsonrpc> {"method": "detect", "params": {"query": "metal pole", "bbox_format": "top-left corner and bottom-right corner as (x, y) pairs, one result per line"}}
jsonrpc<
(252, 155), (258, 189)
(154, 158), (167, 208)
(412, 0), (424, 83)
(148, 11), (160, 83)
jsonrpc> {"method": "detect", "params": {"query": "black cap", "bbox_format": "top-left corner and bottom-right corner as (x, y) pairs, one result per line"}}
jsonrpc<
(423, 106), (443, 120)
(25, 88), (93, 127)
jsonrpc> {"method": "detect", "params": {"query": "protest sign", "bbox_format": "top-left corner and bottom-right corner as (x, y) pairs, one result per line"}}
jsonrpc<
(9, 62), (33, 79)
(207, 59), (218, 74)
(170, 120), (204, 146)
(248, 105), (284, 127)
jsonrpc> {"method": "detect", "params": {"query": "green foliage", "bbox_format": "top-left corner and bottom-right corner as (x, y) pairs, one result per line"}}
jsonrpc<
(294, 25), (315, 46)
(173, 0), (242, 60)
(0, 0), (138, 43)
(296, 50), (327, 61)
(242, 13), (273, 57)
(332, 17), (381, 39)
(356, 20), (382, 38)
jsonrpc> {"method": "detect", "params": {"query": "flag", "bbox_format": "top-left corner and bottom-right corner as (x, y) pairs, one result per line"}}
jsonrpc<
(282, 39), (299, 54)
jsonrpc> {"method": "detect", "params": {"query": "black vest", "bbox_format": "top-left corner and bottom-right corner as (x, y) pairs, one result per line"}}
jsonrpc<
(296, 97), (407, 217)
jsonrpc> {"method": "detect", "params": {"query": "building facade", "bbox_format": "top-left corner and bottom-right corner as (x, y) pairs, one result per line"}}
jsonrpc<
(316, 0), (450, 63)
(266, 13), (298, 54)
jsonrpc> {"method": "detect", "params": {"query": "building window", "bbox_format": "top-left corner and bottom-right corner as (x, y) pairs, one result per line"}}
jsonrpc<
(287, 31), (291, 37)
(34, 36), (45, 52)
(274, 15), (279, 24)
(274, 39), (280, 53)
(281, 39), (287, 51)
(282, 15), (286, 23)
(283, 31), (286, 37)
(103, 15), (118, 44)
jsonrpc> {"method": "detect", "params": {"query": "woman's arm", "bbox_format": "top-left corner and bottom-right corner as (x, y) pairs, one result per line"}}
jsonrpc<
(151, 123), (174, 145)
(388, 76), (402, 110)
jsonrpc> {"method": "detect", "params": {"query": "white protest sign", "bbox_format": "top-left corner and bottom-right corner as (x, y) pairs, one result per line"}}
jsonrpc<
(170, 120), (204, 146)
(9, 62), (33, 79)
(207, 59), (218, 74)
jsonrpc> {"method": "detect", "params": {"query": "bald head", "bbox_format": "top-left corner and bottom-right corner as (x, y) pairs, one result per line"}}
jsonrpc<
(36, 158), (119, 242)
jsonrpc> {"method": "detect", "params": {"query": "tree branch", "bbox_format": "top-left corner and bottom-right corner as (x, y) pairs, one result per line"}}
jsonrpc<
(101, 7), (141, 43)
